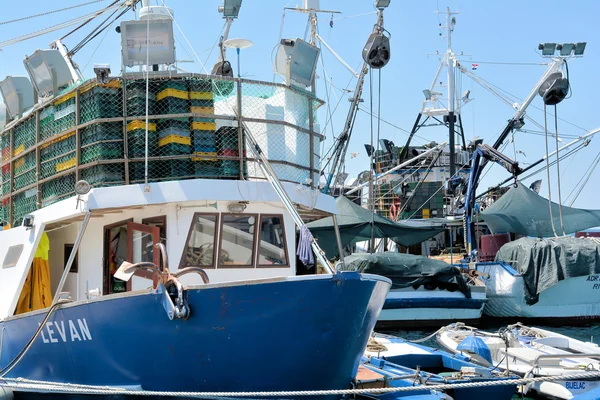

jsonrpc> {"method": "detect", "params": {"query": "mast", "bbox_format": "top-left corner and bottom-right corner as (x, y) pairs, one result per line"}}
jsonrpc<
(444, 8), (458, 190)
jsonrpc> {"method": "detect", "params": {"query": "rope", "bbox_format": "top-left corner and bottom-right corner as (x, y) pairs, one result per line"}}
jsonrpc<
(0, 0), (108, 26)
(544, 104), (559, 238)
(553, 105), (566, 236)
(5, 370), (600, 397)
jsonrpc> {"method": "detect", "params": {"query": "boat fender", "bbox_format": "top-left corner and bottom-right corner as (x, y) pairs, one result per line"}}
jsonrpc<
(456, 336), (493, 366)
(389, 198), (401, 220)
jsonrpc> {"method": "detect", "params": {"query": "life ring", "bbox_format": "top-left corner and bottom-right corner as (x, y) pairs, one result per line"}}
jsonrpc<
(389, 198), (401, 220)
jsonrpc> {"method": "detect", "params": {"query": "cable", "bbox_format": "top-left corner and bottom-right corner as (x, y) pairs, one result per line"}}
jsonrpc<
(0, 0), (108, 26)
(567, 150), (600, 206)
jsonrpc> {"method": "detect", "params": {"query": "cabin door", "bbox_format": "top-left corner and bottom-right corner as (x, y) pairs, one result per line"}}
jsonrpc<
(126, 222), (161, 289)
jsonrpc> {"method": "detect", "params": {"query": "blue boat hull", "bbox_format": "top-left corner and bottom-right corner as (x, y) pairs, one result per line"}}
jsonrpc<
(0, 272), (390, 392)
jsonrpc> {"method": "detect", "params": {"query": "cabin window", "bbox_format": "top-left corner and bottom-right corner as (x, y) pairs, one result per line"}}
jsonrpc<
(219, 214), (257, 267)
(2, 244), (24, 269)
(257, 215), (288, 266)
(181, 213), (218, 268)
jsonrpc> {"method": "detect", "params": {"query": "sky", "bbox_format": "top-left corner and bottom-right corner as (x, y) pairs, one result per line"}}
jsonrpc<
(0, 0), (598, 208)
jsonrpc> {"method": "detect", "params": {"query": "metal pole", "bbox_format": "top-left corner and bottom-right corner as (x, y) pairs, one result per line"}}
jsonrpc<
(52, 212), (91, 305)
(332, 214), (345, 269)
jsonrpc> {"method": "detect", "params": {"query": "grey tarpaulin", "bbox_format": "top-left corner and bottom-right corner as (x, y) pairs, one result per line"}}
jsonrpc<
(481, 182), (600, 238)
(340, 252), (471, 298)
(495, 236), (600, 305)
(306, 196), (444, 258)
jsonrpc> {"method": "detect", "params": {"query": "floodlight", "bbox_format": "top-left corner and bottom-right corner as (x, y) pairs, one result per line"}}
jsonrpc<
(274, 38), (320, 87)
(558, 43), (575, 56)
(423, 89), (432, 100)
(0, 76), (34, 119)
(219, 0), (242, 18)
(23, 50), (73, 98)
(574, 42), (587, 56)
(538, 42), (557, 56)
(120, 19), (175, 67)
(374, 0), (391, 8)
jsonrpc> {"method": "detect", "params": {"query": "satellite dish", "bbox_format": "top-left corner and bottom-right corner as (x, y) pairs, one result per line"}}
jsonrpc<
(223, 38), (253, 50)
(75, 180), (91, 195)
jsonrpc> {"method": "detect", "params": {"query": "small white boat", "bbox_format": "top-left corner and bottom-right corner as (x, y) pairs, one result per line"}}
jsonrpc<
(437, 323), (600, 399)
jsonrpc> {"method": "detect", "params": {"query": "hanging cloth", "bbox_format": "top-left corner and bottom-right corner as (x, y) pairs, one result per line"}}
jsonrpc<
(16, 232), (52, 314)
(297, 226), (315, 268)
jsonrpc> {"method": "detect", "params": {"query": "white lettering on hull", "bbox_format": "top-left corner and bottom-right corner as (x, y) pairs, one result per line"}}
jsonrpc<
(39, 319), (92, 343)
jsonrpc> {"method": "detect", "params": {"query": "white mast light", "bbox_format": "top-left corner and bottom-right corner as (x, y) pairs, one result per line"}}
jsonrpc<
(274, 38), (320, 88)
(558, 43), (575, 56)
(120, 19), (175, 67)
(23, 49), (73, 98)
(0, 76), (34, 119)
(574, 42), (587, 56)
(374, 0), (391, 9)
(539, 42), (557, 56)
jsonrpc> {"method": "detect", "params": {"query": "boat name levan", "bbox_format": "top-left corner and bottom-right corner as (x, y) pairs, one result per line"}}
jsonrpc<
(38, 319), (92, 343)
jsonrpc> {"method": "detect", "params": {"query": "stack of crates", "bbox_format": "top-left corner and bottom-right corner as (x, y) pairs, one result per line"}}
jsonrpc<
(80, 122), (124, 164)
(190, 79), (219, 177)
(127, 120), (157, 158)
(1, 163), (9, 202)
(0, 197), (8, 226)
(217, 126), (246, 178)
(40, 131), (76, 179)
(12, 116), (35, 158)
(156, 80), (191, 178)
(41, 93), (76, 140)
(126, 80), (156, 117)
(1, 130), (10, 198)
(41, 173), (75, 207)
(12, 188), (37, 226)
(81, 164), (125, 187)
(13, 152), (36, 190)
(80, 81), (122, 123)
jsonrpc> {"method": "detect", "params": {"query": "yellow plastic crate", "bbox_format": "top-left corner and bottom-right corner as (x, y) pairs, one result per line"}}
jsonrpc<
(127, 120), (157, 132)
(422, 208), (430, 218)
(190, 106), (215, 115)
(56, 157), (76, 172)
(79, 80), (121, 95)
(13, 144), (24, 157)
(191, 121), (216, 131)
(53, 91), (77, 106)
(189, 91), (214, 100)
(192, 152), (218, 161)
(158, 135), (191, 147)
(40, 131), (76, 149)
(156, 88), (189, 101)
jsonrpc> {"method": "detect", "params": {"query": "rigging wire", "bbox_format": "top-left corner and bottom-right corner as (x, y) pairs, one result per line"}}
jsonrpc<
(70, 4), (128, 56)
(0, 3), (123, 49)
(369, 66), (375, 251)
(0, 0), (108, 26)
(59, 0), (122, 42)
(566, 150), (600, 206)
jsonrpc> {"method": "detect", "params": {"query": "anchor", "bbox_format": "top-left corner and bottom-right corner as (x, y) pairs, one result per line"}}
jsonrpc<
(114, 243), (209, 320)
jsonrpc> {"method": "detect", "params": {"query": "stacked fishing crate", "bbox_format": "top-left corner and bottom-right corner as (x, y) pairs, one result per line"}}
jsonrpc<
(403, 181), (444, 219)
(126, 80), (158, 182)
(156, 80), (191, 178)
(0, 130), (10, 225)
(190, 78), (220, 178)
(79, 81), (124, 187)
(11, 115), (37, 225)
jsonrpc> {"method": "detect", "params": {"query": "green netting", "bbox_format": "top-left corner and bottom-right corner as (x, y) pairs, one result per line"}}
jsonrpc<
(40, 132), (76, 179)
(40, 173), (75, 207)
(12, 188), (37, 226)
(13, 152), (36, 190)
(81, 164), (125, 187)
(13, 116), (36, 156)
(80, 85), (122, 123)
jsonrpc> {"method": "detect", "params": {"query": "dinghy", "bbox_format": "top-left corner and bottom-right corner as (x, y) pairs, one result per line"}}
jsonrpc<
(437, 323), (600, 399)
(363, 334), (517, 400)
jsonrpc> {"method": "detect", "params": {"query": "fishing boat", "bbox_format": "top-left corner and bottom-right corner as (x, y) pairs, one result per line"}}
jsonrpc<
(0, 0), (394, 394)
(362, 334), (518, 400)
(437, 323), (600, 399)
(341, 252), (487, 329)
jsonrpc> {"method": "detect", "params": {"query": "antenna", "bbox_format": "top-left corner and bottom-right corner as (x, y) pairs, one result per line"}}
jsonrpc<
(223, 38), (253, 78)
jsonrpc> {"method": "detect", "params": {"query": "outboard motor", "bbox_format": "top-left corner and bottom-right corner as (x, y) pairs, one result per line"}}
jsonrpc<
(538, 71), (569, 105)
